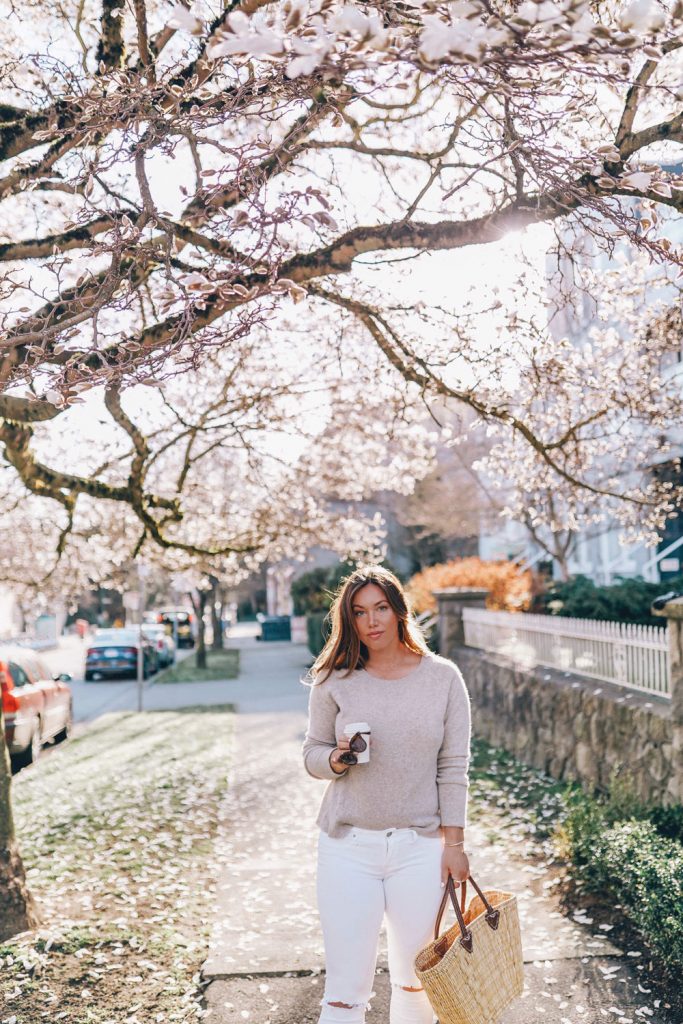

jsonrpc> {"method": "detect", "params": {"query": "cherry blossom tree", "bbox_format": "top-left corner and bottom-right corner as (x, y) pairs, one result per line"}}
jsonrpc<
(2, 0), (683, 543)
(387, 404), (499, 568)
(468, 250), (683, 575)
(5, 0), (683, 936)
(1, 333), (434, 573)
(0, 331), (437, 935)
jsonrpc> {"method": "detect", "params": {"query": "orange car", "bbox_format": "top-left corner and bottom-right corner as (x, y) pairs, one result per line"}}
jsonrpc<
(0, 646), (73, 769)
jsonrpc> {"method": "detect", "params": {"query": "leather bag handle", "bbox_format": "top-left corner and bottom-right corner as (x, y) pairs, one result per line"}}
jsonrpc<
(432, 875), (502, 957)
(433, 878), (467, 942)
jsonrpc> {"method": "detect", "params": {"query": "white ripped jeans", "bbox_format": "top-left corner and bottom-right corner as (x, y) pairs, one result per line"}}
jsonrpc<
(316, 825), (443, 1024)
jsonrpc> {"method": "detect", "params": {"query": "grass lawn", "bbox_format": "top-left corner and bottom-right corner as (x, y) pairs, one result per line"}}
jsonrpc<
(0, 705), (235, 1024)
(154, 648), (240, 684)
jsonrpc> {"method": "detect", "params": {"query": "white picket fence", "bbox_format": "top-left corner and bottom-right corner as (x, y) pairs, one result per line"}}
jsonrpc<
(462, 607), (670, 697)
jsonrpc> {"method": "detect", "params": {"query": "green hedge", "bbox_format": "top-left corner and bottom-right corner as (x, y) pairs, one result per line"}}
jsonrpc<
(306, 612), (330, 658)
(563, 803), (683, 974)
(470, 739), (683, 981)
(292, 568), (334, 615)
(534, 573), (683, 626)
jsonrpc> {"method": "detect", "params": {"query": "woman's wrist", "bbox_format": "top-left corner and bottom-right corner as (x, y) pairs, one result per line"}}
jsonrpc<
(442, 825), (465, 849)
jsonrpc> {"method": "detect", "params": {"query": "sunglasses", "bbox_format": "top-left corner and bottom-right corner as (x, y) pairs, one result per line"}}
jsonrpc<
(338, 731), (368, 765)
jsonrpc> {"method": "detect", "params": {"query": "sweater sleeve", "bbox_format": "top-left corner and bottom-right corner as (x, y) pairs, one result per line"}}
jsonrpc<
(436, 667), (471, 828)
(302, 680), (349, 782)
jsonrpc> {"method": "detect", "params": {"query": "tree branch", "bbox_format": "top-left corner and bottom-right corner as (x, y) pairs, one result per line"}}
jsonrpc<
(0, 396), (61, 422)
(133, 0), (153, 72)
(615, 37), (683, 150)
(308, 284), (659, 509)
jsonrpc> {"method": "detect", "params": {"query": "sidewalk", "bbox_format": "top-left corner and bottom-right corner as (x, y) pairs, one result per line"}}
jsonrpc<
(201, 635), (674, 1024)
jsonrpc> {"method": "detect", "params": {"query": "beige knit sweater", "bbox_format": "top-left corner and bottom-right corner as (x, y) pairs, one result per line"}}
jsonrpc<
(301, 651), (471, 838)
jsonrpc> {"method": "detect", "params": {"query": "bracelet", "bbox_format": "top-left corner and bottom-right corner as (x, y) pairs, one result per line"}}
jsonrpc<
(444, 841), (465, 848)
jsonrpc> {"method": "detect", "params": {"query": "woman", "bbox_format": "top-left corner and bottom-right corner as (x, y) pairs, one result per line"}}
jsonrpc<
(302, 564), (471, 1024)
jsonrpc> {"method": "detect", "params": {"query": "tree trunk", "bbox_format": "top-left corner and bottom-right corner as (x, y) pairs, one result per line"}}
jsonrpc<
(556, 556), (571, 582)
(523, 514), (576, 584)
(210, 577), (224, 650)
(0, 704), (40, 940)
(190, 590), (209, 670)
(553, 531), (575, 582)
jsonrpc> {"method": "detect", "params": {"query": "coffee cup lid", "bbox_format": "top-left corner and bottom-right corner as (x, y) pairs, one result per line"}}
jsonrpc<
(344, 721), (370, 733)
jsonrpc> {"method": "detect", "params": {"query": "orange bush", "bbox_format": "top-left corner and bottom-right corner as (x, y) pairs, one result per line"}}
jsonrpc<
(406, 557), (533, 615)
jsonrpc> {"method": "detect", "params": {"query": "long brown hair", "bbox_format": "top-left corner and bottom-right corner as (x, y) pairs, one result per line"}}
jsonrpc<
(308, 564), (429, 685)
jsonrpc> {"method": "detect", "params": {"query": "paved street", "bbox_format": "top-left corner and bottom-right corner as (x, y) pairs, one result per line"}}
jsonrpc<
(29, 623), (306, 765)
(39, 633), (210, 726)
(40, 635), (141, 726)
(200, 636), (675, 1024)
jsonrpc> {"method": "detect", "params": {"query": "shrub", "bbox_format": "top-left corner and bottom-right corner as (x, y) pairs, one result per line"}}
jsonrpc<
(559, 782), (683, 977)
(600, 823), (683, 971)
(534, 573), (683, 626)
(470, 739), (683, 980)
(564, 812), (683, 974)
(406, 557), (534, 615)
(561, 769), (683, 851)
(292, 568), (332, 615)
(649, 803), (683, 844)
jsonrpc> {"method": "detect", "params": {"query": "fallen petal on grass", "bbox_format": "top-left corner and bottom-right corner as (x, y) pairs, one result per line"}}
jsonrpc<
(0, 707), (235, 1024)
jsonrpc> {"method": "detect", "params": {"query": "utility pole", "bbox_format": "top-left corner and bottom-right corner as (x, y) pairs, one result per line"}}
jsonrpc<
(136, 562), (149, 712)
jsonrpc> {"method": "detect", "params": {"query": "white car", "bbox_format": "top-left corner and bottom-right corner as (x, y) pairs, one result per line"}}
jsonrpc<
(141, 624), (176, 668)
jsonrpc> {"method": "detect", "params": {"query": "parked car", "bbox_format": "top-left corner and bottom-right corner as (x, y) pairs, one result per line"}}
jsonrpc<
(154, 609), (195, 649)
(85, 629), (158, 681)
(141, 624), (176, 668)
(0, 645), (73, 768)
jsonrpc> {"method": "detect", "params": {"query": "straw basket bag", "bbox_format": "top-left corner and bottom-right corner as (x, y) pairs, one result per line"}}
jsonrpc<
(414, 875), (524, 1024)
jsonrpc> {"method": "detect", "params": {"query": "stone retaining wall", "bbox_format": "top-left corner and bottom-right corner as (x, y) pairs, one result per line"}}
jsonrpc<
(434, 587), (683, 806)
(453, 645), (677, 804)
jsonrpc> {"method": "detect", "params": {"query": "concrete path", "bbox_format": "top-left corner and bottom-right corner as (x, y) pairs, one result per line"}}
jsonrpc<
(197, 633), (675, 1024)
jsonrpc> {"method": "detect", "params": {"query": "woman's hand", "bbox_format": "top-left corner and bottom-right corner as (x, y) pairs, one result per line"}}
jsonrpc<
(329, 735), (372, 774)
(329, 746), (351, 773)
(441, 847), (470, 887)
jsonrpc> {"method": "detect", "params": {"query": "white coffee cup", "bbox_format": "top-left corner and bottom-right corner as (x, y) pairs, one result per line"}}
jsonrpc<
(343, 721), (371, 763)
